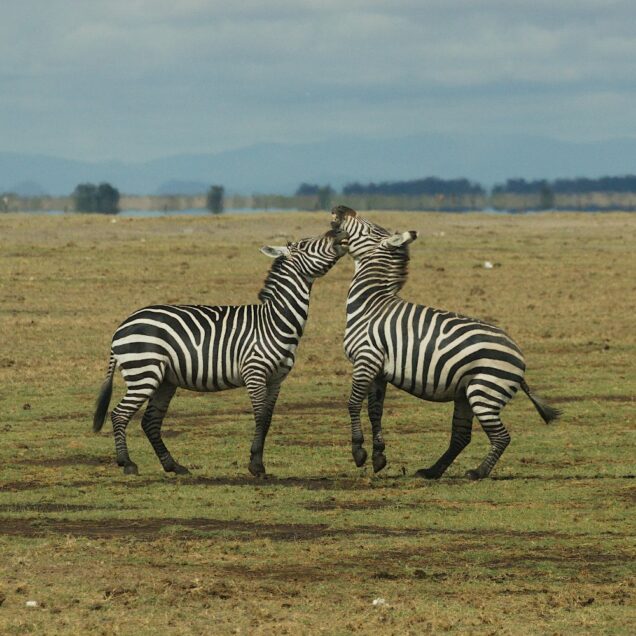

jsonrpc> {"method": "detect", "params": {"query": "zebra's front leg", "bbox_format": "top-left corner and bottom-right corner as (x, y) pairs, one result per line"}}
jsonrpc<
(140, 381), (189, 475)
(245, 374), (280, 477)
(416, 393), (473, 479)
(348, 358), (381, 468)
(367, 378), (388, 473)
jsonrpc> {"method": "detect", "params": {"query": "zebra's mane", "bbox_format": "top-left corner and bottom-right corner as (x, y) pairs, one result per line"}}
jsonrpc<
(359, 244), (410, 295)
(384, 245), (410, 293)
(258, 230), (339, 303)
(258, 256), (288, 303)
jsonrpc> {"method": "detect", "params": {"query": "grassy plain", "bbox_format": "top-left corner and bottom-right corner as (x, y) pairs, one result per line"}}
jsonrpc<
(0, 211), (634, 634)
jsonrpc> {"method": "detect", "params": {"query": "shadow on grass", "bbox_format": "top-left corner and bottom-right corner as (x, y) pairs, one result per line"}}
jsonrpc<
(2, 471), (633, 493)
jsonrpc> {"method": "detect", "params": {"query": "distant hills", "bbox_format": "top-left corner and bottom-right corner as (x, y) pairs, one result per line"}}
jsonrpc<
(2, 133), (636, 196)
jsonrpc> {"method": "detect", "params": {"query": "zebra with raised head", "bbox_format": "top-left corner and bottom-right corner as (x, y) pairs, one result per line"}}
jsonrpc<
(331, 206), (560, 480)
(93, 229), (349, 477)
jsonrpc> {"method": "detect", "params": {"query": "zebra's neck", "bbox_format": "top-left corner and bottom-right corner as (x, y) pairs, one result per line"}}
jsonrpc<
(258, 259), (313, 338)
(346, 249), (409, 319)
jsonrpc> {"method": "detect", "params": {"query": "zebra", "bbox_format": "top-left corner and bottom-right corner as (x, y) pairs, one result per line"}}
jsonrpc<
(93, 229), (349, 477)
(331, 205), (560, 480)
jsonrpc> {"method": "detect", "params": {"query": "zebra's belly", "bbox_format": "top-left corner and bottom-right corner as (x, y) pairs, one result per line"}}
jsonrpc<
(164, 366), (244, 392)
(383, 357), (470, 402)
(387, 372), (457, 402)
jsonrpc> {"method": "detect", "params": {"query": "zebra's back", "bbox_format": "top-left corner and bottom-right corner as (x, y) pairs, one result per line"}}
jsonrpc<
(366, 301), (526, 401)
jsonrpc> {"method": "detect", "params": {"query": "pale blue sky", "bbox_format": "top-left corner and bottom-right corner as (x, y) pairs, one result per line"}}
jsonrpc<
(2, 1), (635, 162)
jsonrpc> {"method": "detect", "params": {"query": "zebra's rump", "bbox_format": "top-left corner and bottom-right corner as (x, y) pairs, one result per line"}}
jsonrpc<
(112, 304), (256, 390)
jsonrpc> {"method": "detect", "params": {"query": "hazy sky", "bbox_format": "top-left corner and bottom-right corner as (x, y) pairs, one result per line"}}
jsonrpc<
(2, 1), (635, 162)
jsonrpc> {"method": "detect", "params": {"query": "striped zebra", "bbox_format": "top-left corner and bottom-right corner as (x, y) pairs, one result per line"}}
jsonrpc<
(93, 229), (349, 477)
(331, 206), (560, 480)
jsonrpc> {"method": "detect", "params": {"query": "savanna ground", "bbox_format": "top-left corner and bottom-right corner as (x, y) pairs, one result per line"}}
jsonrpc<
(0, 210), (634, 635)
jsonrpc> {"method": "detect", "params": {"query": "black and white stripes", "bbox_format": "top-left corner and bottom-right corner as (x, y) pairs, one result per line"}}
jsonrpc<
(332, 206), (560, 479)
(93, 230), (348, 476)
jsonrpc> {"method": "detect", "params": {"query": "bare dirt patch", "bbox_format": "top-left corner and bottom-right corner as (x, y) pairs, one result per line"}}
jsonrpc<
(156, 474), (378, 491)
(619, 486), (636, 503)
(275, 438), (347, 447)
(275, 397), (340, 414)
(0, 516), (420, 541)
(490, 473), (635, 481)
(14, 453), (111, 468)
(39, 412), (88, 422)
(1, 480), (55, 492)
(304, 499), (393, 511)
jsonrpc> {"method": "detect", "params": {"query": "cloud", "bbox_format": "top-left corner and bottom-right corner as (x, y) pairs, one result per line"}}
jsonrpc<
(1, 1), (635, 161)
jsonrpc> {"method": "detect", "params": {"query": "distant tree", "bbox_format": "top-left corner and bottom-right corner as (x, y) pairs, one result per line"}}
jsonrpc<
(316, 186), (334, 210)
(206, 185), (224, 214)
(295, 183), (321, 196)
(73, 183), (97, 212)
(96, 183), (120, 213)
(73, 182), (119, 214)
(539, 181), (555, 210)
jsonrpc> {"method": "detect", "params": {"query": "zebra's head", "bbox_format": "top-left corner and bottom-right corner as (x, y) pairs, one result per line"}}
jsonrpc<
(330, 205), (395, 258)
(259, 229), (349, 282)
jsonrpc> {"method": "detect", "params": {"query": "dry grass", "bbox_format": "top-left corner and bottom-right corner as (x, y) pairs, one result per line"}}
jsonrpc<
(0, 211), (635, 634)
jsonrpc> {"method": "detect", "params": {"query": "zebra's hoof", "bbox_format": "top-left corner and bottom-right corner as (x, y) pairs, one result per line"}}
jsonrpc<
(123, 463), (139, 476)
(415, 468), (442, 480)
(172, 464), (191, 475)
(372, 453), (387, 473)
(352, 447), (368, 468)
(465, 469), (483, 481)
(248, 462), (266, 478)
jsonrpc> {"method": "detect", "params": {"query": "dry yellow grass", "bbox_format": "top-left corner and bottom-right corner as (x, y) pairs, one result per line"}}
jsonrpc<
(0, 211), (634, 634)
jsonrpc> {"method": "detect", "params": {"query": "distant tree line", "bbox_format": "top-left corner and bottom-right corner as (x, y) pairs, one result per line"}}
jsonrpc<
(342, 177), (485, 197)
(294, 183), (335, 209)
(492, 175), (636, 194)
(7, 173), (636, 214)
(296, 175), (636, 198)
(291, 175), (636, 212)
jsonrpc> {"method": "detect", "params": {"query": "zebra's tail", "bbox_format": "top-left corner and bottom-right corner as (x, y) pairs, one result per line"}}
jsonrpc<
(93, 353), (116, 433)
(520, 379), (562, 424)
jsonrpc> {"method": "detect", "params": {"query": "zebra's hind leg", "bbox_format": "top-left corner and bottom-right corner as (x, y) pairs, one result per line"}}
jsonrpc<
(140, 381), (189, 475)
(367, 378), (388, 473)
(111, 393), (148, 476)
(464, 390), (511, 480)
(416, 393), (473, 480)
(111, 362), (166, 475)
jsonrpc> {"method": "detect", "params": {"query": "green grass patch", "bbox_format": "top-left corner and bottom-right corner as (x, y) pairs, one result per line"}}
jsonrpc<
(1, 211), (635, 634)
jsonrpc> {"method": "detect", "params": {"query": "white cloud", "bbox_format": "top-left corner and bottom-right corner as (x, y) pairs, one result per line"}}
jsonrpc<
(0, 1), (635, 160)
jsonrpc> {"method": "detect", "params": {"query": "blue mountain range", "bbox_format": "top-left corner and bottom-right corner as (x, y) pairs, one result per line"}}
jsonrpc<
(1, 133), (635, 196)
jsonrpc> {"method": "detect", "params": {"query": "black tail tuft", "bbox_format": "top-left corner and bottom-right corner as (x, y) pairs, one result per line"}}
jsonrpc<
(93, 355), (115, 433)
(521, 380), (562, 424)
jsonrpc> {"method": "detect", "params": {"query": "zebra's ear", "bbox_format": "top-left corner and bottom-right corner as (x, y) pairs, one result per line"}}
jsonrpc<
(383, 231), (418, 248)
(260, 245), (291, 258)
